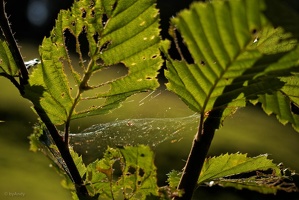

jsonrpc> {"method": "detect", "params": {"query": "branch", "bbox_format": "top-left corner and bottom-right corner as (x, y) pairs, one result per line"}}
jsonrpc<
(174, 109), (223, 200)
(0, 72), (22, 91)
(34, 106), (90, 198)
(0, 0), (28, 87)
(0, 2), (90, 198)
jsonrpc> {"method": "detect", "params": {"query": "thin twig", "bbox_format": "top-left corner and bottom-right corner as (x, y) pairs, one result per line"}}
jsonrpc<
(171, 25), (186, 61)
(0, 0), (28, 87)
(0, 1), (91, 198)
(0, 73), (22, 91)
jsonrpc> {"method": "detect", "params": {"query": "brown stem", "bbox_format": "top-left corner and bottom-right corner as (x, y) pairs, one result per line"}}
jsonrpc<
(174, 110), (222, 200)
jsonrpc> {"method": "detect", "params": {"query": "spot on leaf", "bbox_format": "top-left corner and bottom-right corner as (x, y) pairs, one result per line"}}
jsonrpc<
(80, 8), (87, 18)
(89, 0), (95, 8)
(151, 54), (157, 59)
(99, 40), (112, 53)
(251, 28), (258, 35)
(112, 1), (118, 11)
(127, 166), (136, 175)
(102, 14), (108, 27)
(139, 168), (145, 177)
(290, 102), (299, 115)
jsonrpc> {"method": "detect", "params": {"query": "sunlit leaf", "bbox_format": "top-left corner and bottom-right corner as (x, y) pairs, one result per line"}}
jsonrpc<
(84, 148), (121, 198)
(29, 124), (44, 153)
(118, 145), (158, 199)
(0, 40), (19, 76)
(82, 145), (158, 199)
(253, 73), (299, 132)
(70, 148), (87, 178)
(214, 172), (298, 194)
(163, 0), (299, 124)
(167, 170), (182, 189)
(198, 153), (280, 183)
(167, 153), (296, 195)
(252, 1), (299, 131)
(24, 0), (162, 125)
(24, 58), (73, 125)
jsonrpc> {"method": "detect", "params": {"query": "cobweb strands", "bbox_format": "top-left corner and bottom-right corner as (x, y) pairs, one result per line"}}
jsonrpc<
(70, 115), (200, 163)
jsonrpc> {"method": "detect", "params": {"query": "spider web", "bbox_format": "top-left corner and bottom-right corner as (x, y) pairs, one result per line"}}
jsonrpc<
(70, 114), (200, 163)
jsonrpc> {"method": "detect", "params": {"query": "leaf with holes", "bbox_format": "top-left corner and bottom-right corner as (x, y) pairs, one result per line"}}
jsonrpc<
(83, 147), (121, 198)
(162, 0), (299, 124)
(24, 0), (162, 125)
(118, 145), (159, 199)
(213, 173), (298, 195)
(167, 153), (296, 195)
(81, 145), (158, 199)
(198, 153), (281, 183)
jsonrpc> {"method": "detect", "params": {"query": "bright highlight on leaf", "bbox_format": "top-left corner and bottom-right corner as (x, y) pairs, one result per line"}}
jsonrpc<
(24, 0), (162, 125)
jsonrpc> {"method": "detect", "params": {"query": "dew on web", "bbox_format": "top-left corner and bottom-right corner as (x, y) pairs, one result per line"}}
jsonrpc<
(70, 114), (200, 163)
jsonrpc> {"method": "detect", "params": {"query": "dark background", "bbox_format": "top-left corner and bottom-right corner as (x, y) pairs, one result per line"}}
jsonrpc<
(5, 0), (299, 42)
(5, 0), (194, 44)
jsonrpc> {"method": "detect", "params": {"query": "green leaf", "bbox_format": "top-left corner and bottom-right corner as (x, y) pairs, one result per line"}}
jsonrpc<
(213, 172), (298, 194)
(24, 0), (162, 125)
(83, 145), (158, 199)
(24, 57), (74, 125)
(167, 170), (182, 189)
(118, 145), (159, 199)
(251, 71), (299, 132)
(163, 0), (299, 123)
(247, 0), (299, 133)
(167, 153), (296, 195)
(84, 148), (121, 198)
(0, 40), (19, 76)
(198, 153), (280, 184)
(70, 148), (87, 178)
(29, 124), (44, 152)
